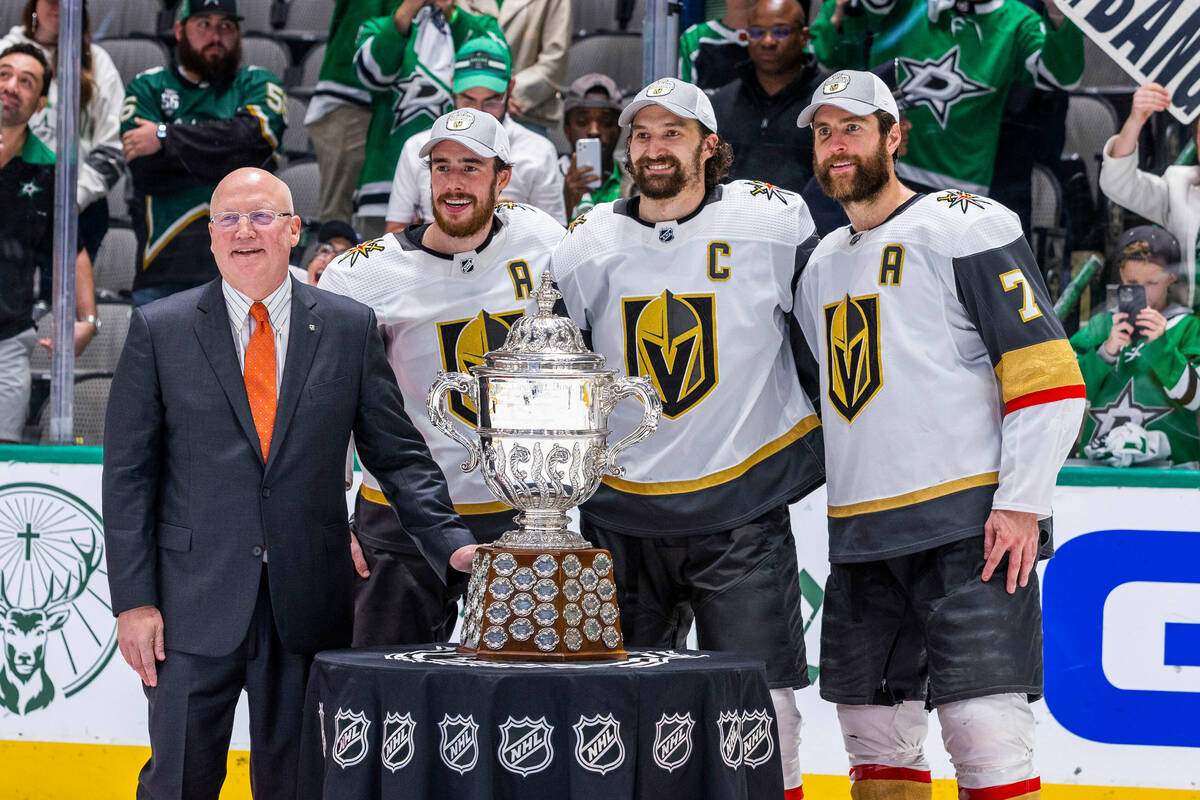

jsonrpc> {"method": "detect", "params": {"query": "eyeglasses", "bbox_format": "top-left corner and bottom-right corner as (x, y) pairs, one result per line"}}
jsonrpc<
(455, 94), (508, 113)
(210, 210), (294, 230)
(746, 24), (801, 41)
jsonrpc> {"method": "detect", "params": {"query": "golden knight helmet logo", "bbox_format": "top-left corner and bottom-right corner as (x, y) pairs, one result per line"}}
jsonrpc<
(623, 290), (718, 419)
(824, 293), (882, 422)
(437, 309), (524, 424)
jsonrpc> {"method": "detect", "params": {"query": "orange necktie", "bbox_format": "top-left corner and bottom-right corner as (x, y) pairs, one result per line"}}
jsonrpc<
(245, 301), (277, 462)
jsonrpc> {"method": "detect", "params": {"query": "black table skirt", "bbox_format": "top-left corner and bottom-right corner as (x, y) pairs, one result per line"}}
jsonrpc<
(298, 645), (783, 799)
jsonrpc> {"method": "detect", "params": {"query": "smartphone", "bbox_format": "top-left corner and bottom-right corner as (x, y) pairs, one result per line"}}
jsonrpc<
(1117, 283), (1147, 341)
(574, 138), (603, 188)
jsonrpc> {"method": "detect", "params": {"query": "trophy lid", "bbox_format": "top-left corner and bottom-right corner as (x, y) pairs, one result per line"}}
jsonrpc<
(483, 272), (606, 371)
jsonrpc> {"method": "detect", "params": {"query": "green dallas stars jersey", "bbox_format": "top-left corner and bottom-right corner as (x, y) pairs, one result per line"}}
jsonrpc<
(120, 64), (287, 290)
(809, 0), (1082, 193)
(304, 0), (391, 123)
(352, 8), (505, 217)
(1071, 306), (1200, 467)
(0, 131), (55, 340)
(677, 19), (748, 91)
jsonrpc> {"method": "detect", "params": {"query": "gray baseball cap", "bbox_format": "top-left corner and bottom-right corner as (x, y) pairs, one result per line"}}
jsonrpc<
(796, 70), (900, 127)
(618, 77), (718, 132)
(564, 73), (622, 114)
(419, 108), (511, 161)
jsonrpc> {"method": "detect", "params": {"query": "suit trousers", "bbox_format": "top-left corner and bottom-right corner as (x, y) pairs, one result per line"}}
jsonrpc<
(138, 567), (311, 800)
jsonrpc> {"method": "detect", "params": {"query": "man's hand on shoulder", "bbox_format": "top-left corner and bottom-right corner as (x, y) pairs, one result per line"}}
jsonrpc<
(450, 544), (480, 573)
(982, 508), (1039, 594)
(117, 605), (165, 687)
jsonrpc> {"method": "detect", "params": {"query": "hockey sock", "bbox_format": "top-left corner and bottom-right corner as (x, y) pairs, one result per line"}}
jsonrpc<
(848, 764), (933, 799)
(957, 777), (1041, 799)
(770, 687), (804, 794)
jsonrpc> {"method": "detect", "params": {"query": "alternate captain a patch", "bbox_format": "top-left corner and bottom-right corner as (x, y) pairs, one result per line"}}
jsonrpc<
(437, 309), (525, 424)
(622, 291), (718, 419)
(824, 293), (882, 423)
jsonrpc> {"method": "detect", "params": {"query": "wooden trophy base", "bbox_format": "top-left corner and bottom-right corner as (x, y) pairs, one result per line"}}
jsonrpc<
(458, 545), (626, 661)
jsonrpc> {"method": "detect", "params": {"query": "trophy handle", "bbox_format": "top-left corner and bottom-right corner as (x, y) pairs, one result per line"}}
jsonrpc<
(426, 371), (482, 472)
(601, 376), (662, 477)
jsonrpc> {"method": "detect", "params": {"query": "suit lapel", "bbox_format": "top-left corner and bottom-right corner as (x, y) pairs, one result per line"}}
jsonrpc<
(265, 280), (322, 475)
(193, 279), (261, 460)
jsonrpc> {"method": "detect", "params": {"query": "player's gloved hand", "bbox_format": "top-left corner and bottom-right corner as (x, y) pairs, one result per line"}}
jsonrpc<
(1083, 421), (1171, 467)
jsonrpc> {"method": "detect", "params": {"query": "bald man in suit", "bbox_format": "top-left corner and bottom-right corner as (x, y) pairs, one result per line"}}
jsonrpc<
(103, 167), (478, 799)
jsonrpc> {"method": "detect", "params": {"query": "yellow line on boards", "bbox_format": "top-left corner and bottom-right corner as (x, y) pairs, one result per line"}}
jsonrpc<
(3, 741), (1199, 799)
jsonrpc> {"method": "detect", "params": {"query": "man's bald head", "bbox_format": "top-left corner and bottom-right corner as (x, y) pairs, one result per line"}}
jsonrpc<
(209, 167), (302, 300)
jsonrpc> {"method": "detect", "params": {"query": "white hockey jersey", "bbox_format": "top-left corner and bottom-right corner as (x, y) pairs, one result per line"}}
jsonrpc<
(552, 180), (826, 536)
(794, 190), (1085, 562)
(319, 202), (566, 541)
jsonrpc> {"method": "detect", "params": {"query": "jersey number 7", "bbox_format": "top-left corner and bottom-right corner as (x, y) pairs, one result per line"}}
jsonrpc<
(999, 269), (1043, 323)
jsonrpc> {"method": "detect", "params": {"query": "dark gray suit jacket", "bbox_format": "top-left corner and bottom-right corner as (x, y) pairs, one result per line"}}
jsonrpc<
(102, 278), (473, 657)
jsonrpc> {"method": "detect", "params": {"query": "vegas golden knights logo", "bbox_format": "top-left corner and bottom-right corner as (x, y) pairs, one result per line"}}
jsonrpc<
(622, 291), (718, 419)
(824, 293), (882, 422)
(437, 309), (524, 424)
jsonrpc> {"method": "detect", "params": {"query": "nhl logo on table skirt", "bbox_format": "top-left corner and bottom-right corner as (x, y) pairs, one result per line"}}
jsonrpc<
(332, 709), (371, 768)
(741, 709), (775, 769)
(717, 711), (743, 769)
(439, 714), (480, 775)
(652, 712), (694, 772)
(381, 712), (416, 772)
(498, 716), (555, 776)
(573, 713), (625, 775)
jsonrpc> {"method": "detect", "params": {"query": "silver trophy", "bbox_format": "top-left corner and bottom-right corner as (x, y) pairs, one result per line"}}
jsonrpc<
(427, 272), (661, 660)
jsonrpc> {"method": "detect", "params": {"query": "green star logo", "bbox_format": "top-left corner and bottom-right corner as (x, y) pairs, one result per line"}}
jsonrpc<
(18, 180), (42, 198)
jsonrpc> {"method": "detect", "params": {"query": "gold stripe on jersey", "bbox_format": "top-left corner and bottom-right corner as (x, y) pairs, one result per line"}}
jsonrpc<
(993, 339), (1083, 406)
(360, 485), (512, 516)
(601, 414), (819, 495)
(827, 471), (999, 518)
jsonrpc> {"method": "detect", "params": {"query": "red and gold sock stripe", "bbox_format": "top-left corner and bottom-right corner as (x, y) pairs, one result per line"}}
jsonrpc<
(959, 777), (1041, 800)
(850, 764), (934, 799)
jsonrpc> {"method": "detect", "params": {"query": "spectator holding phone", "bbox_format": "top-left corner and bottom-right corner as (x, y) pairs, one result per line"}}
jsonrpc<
(1100, 81), (1200, 310)
(558, 73), (627, 221)
(1071, 226), (1200, 468)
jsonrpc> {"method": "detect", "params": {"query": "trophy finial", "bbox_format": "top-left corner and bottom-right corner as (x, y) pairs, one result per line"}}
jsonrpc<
(534, 271), (561, 316)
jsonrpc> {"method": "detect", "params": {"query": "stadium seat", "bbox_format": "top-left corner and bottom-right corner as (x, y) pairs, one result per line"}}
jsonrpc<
(1064, 92), (1120, 206)
(1080, 37), (1136, 92)
(242, 35), (291, 82)
(106, 171), (132, 227)
(1031, 163), (1067, 286)
(91, 0), (163, 39)
(567, 33), (644, 95)
(572, 0), (644, 34)
(240, 0), (276, 36)
(283, 95), (312, 158)
(75, 303), (131, 374)
(273, 0), (334, 39)
(93, 228), (138, 297)
(297, 41), (326, 92)
(278, 160), (322, 224)
(38, 374), (114, 446)
(0, 3), (22, 36)
(99, 36), (170, 83)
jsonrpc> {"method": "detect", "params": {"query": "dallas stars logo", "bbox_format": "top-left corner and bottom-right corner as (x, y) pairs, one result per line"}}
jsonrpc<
(1086, 381), (1170, 448)
(18, 180), (43, 198)
(747, 180), (791, 205)
(340, 239), (385, 267)
(937, 189), (989, 214)
(898, 46), (994, 129)
(390, 72), (450, 135)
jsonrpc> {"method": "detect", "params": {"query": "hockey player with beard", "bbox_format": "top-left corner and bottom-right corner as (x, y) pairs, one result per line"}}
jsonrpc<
(793, 70), (1084, 800)
(550, 77), (824, 800)
(318, 109), (563, 646)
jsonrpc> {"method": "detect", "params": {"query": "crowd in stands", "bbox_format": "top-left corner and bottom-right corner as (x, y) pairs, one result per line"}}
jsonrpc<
(2, 0), (1198, 468)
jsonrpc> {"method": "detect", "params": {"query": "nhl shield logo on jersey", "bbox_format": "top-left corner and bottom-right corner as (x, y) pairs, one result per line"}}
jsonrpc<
(740, 709), (775, 768)
(438, 309), (525, 424)
(332, 708), (371, 768)
(380, 711), (416, 772)
(623, 291), (718, 419)
(652, 712), (694, 772)
(573, 713), (625, 775)
(717, 711), (743, 769)
(498, 716), (555, 776)
(824, 293), (882, 423)
(439, 714), (480, 775)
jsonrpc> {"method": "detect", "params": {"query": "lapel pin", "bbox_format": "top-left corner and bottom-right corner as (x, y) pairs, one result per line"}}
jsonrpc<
(308, 324), (316, 331)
